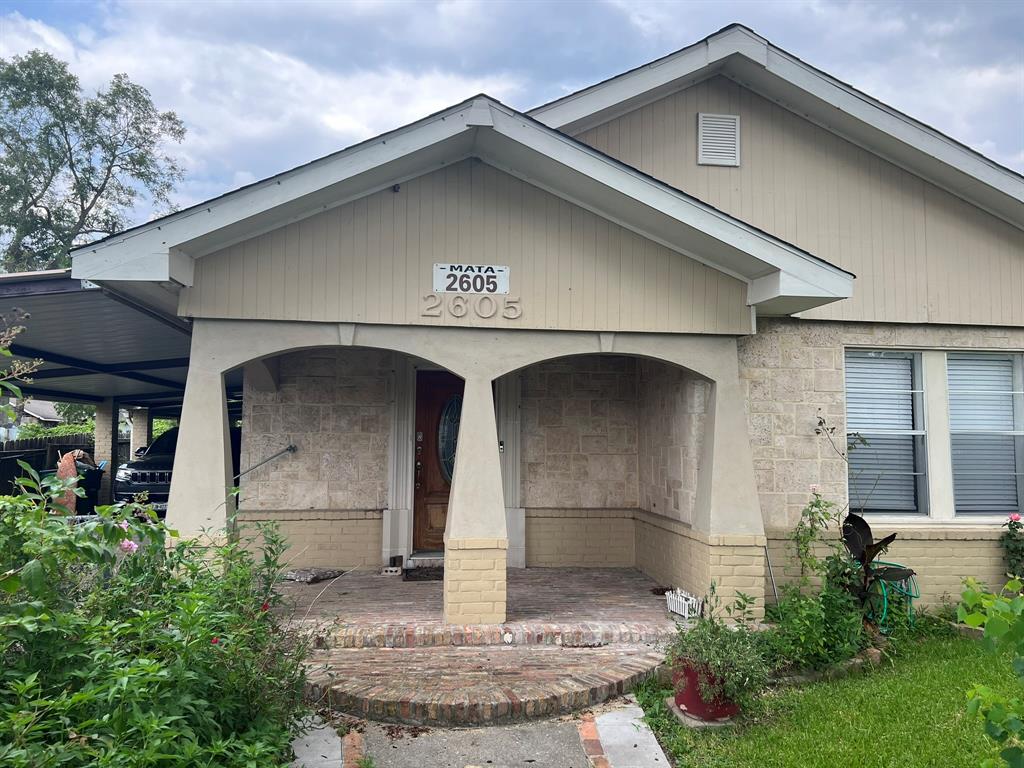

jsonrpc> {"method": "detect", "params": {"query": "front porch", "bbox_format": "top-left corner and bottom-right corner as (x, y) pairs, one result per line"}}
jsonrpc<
(293, 567), (677, 725)
(285, 566), (677, 646)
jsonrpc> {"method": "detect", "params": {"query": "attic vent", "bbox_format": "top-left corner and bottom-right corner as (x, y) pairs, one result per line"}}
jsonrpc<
(697, 113), (740, 167)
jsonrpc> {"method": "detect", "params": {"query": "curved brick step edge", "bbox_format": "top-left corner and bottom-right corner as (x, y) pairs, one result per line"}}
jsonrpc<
(304, 648), (666, 726)
(328, 621), (675, 649)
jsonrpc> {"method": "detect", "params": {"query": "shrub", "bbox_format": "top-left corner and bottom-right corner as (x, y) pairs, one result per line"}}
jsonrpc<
(765, 582), (864, 671)
(764, 490), (866, 671)
(960, 578), (1024, 768)
(1000, 514), (1024, 578)
(0, 464), (309, 767)
(15, 420), (95, 439)
(668, 588), (771, 710)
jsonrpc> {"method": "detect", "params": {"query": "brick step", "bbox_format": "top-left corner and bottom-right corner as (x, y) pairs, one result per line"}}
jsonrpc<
(328, 620), (677, 649)
(305, 643), (666, 726)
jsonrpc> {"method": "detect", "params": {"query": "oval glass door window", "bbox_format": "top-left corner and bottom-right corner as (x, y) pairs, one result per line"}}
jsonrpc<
(437, 394), (463, 484)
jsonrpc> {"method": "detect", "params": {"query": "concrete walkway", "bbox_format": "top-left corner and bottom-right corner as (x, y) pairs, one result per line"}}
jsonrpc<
(338, 696), (669, 768)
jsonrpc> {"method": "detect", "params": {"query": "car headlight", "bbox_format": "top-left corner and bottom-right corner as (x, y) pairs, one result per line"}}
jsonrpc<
(115, 467), (132, 483)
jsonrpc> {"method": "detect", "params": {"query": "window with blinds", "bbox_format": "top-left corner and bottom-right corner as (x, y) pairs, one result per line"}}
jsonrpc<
(947, 353), (1024, 515)
(844, 350), (928, 514)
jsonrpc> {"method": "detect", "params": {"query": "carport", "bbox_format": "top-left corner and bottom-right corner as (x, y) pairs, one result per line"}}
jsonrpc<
(0, 269), (237, 502)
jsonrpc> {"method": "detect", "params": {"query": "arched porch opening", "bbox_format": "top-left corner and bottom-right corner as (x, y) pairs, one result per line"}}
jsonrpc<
(495, 352), (716, 601)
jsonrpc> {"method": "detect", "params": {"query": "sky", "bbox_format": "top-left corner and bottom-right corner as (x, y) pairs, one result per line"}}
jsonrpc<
(1, 0), (1022, 218)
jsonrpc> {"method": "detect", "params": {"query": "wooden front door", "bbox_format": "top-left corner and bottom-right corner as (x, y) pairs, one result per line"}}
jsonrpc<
(413, 371), (464, 551)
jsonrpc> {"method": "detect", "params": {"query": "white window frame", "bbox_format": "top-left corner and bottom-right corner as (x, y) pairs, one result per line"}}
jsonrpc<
(844, 349), (928, 519)
(843, 347), (1020, 526)
(946, 352), (1024, 518)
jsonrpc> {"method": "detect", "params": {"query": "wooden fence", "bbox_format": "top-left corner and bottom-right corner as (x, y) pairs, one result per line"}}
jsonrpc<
(0, 435), (130, 493)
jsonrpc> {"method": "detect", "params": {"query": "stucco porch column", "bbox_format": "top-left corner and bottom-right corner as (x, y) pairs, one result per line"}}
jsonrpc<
(166, 352), (233, 540)
(443, 375), (508, 624)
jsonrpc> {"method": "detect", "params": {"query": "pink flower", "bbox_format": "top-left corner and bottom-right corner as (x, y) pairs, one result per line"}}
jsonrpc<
(119, 539), (139, 554)
(1010, 513), (1022, 523)
(260, 602), (270, 612)
(118, 520), (130, 531)
(211, 637), (220, 645)
(809, 484), (821, 494)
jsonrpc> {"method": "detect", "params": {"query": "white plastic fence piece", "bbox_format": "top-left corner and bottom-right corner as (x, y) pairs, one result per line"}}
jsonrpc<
(665, 588), (703, 622)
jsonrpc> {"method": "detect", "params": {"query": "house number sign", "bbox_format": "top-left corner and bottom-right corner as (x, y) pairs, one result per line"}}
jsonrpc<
(422, 263), (521, 320)
(432, 263), (509, 294)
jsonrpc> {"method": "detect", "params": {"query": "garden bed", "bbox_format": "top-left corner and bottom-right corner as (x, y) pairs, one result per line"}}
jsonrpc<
(636, 635), (1016, 767)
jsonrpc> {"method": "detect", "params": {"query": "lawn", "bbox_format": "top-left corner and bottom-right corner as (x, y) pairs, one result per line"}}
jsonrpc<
(636, 635), (1017, 768)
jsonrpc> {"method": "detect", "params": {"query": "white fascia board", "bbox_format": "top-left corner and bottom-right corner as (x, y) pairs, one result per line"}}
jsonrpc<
(748, 270), (851, 306)
(72, 100), (480, 284)
(488, 104), (852, 300)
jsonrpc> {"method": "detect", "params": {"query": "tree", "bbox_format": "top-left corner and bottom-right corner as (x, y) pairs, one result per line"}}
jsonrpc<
(0, 50), (185, 272)
(54, 402), (94, 424)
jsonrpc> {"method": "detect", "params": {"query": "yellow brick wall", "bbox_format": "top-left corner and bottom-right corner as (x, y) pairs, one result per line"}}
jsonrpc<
(765, 526), (1006, 607)
(443, 539), (508, 624)
(525, 509), (636, 567)
(237, 510), (383, 569)
(634, 510), (708, 596)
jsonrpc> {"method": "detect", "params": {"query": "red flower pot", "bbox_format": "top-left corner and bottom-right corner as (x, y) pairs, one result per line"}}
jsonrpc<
(672, 661), (739, 721)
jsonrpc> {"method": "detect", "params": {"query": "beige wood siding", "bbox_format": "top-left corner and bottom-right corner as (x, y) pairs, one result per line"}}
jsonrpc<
(179, 159), (751, 334)
(577, 76), (1024, 327)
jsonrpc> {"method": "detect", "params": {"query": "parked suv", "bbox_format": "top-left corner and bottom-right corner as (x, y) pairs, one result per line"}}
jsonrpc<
(113, 427), (241, 515)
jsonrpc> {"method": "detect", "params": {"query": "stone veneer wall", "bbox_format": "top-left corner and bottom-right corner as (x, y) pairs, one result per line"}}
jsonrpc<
(740, 318), (1017, 604)
(519, 355), (710, 575)
(237, 348), (393, 568)
(637, 361), (708, 524)
(521, 356), (639, 509)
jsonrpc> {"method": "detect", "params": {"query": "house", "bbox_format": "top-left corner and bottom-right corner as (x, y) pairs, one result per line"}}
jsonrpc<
(69, 25), (1022, 624)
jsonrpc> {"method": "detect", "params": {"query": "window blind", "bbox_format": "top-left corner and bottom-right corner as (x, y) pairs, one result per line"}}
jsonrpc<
(948, 354), (1023, 514)
(845, 351), (924, 513)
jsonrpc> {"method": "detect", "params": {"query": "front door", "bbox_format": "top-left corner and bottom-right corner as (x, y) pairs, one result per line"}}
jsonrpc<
(413, 370), (464, 551)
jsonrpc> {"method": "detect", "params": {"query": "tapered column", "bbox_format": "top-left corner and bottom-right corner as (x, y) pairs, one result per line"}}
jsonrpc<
(694, 341), (767, 615)
(443, 375), (508, 624)
(166, 361), (233, 539)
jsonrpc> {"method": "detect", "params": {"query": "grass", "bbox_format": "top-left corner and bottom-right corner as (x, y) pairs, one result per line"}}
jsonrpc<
(636, 635), (1019, 768)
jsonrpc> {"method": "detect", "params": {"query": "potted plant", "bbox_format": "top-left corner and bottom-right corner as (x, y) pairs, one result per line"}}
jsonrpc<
(667, 588), (770, 721)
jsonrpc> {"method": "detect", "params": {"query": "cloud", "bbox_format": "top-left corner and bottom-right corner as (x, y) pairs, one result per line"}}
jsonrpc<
(1, 0), (1020, 224)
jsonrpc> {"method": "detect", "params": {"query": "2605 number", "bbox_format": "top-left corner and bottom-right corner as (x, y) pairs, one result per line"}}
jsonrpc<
(421, 293), (522, 320)
(445, 273), (498, 293)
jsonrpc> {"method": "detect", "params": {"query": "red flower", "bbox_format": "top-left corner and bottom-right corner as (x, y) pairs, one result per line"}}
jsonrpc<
(211, 637), (220, 645)
(260, 602), (270, 612)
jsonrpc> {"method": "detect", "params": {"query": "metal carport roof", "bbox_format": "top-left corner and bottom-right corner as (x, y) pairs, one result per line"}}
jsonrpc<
(0, 270), (237, 418)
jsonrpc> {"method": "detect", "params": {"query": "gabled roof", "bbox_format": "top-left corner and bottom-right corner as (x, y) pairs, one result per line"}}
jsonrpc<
(529, 24), (1024, 230)
(72, 95), (853, 318)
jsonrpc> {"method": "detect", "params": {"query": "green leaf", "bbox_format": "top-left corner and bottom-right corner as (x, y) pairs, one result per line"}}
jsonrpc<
(20, 559), (44, 595)
(989, 615), (1012, 640)
(1002, 746), (1024, 768)
(0, 571), (20, 594)
(964, 612), (987, 628)
(1007, 579), (1023, 594)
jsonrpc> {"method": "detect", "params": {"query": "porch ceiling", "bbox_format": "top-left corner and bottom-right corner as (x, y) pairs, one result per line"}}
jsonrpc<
(0, 270), (239, 416)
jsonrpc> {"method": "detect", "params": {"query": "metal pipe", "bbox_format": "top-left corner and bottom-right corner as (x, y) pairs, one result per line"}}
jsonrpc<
(764, 544), (779, 604)
(234, 444), (296, 481)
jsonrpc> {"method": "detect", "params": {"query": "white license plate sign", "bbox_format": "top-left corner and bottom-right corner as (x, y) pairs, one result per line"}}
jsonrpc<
(433, 263), (509, 294)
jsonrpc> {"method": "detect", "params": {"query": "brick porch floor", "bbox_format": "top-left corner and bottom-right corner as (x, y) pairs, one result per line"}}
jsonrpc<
(283, 566), (677, 647)
(290, 567), (679, 725)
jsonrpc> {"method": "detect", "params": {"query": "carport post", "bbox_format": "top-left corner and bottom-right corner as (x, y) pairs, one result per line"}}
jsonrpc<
(129, 408), (152, 455)
(94, 398), (120, 505)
